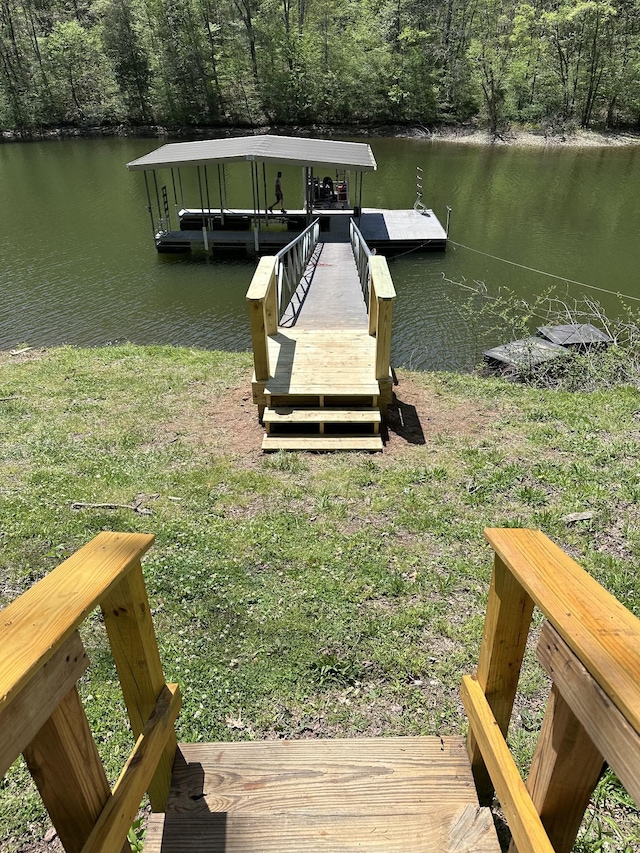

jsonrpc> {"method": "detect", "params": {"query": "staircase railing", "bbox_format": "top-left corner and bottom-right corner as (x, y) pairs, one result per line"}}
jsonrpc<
(463, 528), (640, 853)
(2, 530), (639, 852)
(0, 532), (179, 853)
(368, 257), (396, 407)
(247, 220), (321, 393)
(349, 218), (372, 305)
(274, 218), (320, 320)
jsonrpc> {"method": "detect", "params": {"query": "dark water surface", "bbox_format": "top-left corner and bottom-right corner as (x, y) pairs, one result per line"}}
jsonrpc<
(1, 136), (639, 370)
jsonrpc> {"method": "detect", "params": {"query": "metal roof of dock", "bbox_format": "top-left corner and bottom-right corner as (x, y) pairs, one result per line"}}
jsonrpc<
(126, 135), (377, 172)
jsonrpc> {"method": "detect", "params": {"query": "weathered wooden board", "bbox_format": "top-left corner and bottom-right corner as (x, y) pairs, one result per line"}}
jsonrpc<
(537, 324), (612, 346)
(146, 807), (498, 852)
(166, 737), (481, 815)
(483, 337), (568, 368)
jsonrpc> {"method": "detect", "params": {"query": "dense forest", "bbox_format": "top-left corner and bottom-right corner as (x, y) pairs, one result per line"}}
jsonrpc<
(1, 0), (639, 133)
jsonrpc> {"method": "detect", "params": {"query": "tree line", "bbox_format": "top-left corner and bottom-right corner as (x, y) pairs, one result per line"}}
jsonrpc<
(1, 0), (639, 133)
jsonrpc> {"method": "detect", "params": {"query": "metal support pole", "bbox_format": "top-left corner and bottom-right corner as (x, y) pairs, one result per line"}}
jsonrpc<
(204, 164), (212, 228)
(262, 162), (268, 225)
(170, 169), (179, 222)
(250, 161), (259, 252)
(152, 171), (163, 230)
(197, 166), (208, 251)
(446, 206), (452, 238)
(218, 164), (225, 226)
(178, 168), (185, 208)
(143, 172), (155, 238)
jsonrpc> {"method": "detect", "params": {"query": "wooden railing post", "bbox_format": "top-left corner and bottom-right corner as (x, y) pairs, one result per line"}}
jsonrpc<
(246, 256), (277, 382)
(23, 687), (114, 853)
(508, 683), (604, 853)
(101, 562), (177, 812)
(468, 552), (534, 804)
(369, 256), (396, 382)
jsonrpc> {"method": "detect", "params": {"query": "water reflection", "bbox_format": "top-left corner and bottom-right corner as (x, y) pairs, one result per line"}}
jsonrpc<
(1, 136), (639, 370)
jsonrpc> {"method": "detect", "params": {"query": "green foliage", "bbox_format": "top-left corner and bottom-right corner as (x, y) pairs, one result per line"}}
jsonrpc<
(1, 0), (640, 130)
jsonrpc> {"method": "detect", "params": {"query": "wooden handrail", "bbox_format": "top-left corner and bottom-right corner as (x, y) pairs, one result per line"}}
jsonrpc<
(485, 527), (640, 734)
(464, 528), (640, 853)
(369, 255), (396, 381)
(246, 256), (277, 382)
(0, 531), (154, 709)
(0, 532), (178, 853)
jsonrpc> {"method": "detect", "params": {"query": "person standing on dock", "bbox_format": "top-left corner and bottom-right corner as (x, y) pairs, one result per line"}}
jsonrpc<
(269, 172), (285, 214)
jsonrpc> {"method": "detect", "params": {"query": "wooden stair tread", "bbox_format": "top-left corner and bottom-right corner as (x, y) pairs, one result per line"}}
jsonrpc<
(262, 435), (383, 451)
(265, 381), (381, 396)
(264, 407), (382, 424)
(146, 807), (499, 852)
(145, 737), (500, 852)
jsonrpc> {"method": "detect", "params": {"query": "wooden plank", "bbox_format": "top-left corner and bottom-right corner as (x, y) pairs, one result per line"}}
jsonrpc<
(537, 621), (640, 804)
(246, 256), (277, 301)
(514, 683), (603, 853)
(101, 563), (177, 812)
(81, 684), (181, 853)
(262, 435), (383, 451)
(146, 807), (499, 853)
(0, 532), (154, 713)
(265, 382), (381, 396)
(23, 686), (112, 853)
(247, 299), (269, 382)
(263, 408), (381, 424)
(460, 676), (555, 853)
(0, 630), (88, 777)
(467, 553), (534, 803)
(375, 299), (393, 381)
(485, 528), (640, 737)
(370, 255), (396, 300)
(167, 736), (482, 815)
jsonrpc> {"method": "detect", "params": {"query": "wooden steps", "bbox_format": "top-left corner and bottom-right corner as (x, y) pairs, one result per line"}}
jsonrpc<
(145, 737), (501, 853)
(262, 434), (383, 452)
(262, 407), (382, 452)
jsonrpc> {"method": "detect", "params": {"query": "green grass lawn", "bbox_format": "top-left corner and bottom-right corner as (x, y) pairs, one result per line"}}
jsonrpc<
(1, 344), (638, 852)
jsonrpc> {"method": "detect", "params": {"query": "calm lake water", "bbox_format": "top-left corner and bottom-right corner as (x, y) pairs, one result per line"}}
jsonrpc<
(1, 135), (639, 370)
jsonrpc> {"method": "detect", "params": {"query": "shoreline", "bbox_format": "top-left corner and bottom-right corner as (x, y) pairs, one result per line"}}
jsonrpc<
(2, 123), (640, 149)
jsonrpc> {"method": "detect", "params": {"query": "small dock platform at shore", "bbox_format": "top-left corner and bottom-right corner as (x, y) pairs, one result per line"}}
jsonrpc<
(247, 222), (395, 451)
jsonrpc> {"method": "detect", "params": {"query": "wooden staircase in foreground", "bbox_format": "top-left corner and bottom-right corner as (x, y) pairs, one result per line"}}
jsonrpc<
(247, 227), (394, 452)
(146, 737), (498, 852)
(2, 528), (639, 853)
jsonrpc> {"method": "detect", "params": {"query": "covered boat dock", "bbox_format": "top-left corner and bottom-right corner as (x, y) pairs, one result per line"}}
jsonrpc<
(126, 135), (447, 255)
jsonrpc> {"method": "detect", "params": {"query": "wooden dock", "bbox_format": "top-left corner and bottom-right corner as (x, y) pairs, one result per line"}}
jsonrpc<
(156, 209), (447, 254)
(247, 226), (394, 451)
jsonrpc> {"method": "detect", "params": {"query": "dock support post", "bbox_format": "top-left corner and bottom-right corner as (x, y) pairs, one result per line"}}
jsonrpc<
(143, 173), (155, 238)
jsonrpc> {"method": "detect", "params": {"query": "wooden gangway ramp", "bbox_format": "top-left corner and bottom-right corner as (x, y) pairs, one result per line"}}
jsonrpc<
(247, 222), (395, 451)
(4, 530), (639, 852)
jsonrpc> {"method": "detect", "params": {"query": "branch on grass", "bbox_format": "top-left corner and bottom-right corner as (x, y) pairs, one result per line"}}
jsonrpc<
(70, 493), (158, 516)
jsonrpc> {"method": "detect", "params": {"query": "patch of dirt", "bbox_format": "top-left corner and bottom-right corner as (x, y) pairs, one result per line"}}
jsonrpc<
(159, 378), (264, 460)
(156, 371), (498, 460)
(384, 374), (499, 455)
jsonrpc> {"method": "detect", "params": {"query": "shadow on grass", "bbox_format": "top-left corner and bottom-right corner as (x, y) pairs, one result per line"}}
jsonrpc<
(384, 394), (426, 445)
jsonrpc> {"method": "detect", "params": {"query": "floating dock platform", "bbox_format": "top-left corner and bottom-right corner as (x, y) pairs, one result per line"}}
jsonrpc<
(127, 135), (448, 257)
